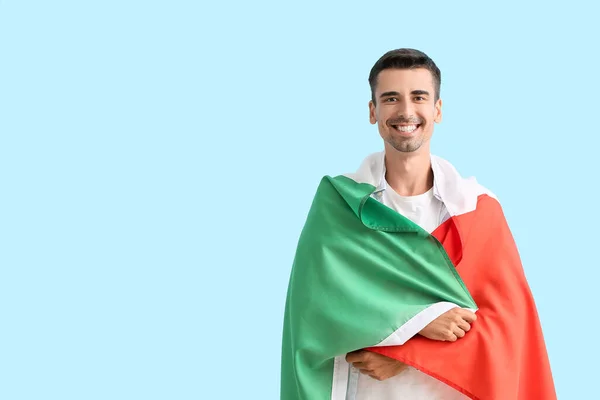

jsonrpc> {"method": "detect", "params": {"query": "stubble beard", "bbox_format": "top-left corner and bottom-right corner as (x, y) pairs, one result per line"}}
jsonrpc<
(384, 131), (426, 153)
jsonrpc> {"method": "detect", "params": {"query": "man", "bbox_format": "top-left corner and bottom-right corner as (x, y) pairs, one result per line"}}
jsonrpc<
(281, 49), (555, 399)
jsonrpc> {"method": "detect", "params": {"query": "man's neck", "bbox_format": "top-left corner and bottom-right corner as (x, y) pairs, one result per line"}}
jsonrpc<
(384, 147), (434, 197)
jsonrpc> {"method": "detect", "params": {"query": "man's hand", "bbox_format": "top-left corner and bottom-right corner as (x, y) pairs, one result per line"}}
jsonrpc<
(345, 350), (408, 381)
(419, 307), (477, 342)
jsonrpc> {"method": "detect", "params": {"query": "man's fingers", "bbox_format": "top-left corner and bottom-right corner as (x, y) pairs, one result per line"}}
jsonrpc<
(457, 319), (471, 332)
(352, 362), (370, 370)
(351, 361), (375, 376)
(346, 350), (367, 363)
(454, 327), (466, 338)
(439, 329), (457, 341)
(456, 308), (477, 323)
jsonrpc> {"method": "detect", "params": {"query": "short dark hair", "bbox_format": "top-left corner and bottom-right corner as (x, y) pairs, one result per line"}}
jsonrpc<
(368, 48), (441, 104)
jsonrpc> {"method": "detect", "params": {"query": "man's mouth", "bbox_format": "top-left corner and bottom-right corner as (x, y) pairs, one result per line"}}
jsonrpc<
(390, 124), (421, 134)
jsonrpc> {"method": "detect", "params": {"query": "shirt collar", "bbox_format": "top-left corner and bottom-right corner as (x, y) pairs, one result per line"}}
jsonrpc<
(373, 153), (444, 203)
(350, 151), (483, 218)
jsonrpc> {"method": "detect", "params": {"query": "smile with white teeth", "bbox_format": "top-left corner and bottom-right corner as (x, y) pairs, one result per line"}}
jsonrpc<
(393, 124), (419, 133)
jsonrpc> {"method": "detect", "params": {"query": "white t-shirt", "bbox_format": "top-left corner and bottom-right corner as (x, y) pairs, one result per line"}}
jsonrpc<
(381, 184), (446, 233)
(354, 183), (469, 400)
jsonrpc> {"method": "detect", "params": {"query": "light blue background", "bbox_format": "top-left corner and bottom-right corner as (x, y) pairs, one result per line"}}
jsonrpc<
(1, 1), (596, 399)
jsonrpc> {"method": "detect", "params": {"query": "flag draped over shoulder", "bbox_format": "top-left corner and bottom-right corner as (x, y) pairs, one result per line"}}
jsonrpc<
(280, 161), (555, 400)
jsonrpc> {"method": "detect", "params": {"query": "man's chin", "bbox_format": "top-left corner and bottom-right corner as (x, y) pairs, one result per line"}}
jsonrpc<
(385, 138), (423, 153)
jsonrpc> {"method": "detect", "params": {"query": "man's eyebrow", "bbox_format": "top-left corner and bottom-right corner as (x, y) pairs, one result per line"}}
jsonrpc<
(379, 91), (400, 98)
(379, 90), (430, 98)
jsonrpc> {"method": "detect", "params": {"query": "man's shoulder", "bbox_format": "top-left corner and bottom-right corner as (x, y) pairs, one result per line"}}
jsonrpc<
(340, 151), (385, 187)
(431, 154), (499, 212)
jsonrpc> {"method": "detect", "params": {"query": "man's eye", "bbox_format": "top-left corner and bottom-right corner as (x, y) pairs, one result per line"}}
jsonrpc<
(384, 97), (397, 102)
(414, 96), (426, 101)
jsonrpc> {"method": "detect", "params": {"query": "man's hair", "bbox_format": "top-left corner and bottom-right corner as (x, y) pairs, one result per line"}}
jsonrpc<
(368, 48), (441, 104)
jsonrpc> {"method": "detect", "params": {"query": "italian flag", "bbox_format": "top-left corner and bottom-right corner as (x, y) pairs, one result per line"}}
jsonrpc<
(280, 153), (555, 400)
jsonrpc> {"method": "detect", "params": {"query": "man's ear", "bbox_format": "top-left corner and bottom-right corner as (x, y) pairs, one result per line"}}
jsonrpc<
(369, 100), (377, 125)
(434, 98), (443, 123)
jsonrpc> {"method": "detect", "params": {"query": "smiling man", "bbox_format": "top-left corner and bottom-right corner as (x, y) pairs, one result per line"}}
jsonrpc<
(281, 49), (556, 400)
(371, 69), (440, 154)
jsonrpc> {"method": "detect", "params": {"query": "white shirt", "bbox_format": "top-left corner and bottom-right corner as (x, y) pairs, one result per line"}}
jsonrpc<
(381, 184), (445, 233)
(354, 182), (469, 400)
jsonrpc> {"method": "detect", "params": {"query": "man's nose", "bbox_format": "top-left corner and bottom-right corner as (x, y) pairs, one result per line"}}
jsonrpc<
(397, 100), (415, 117)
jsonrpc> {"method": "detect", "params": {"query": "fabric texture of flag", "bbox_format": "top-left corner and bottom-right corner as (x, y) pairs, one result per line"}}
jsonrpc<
(280, 152), (555, 400)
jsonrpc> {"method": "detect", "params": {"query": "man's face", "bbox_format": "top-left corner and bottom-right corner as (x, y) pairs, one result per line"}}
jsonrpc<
(369, 68), (442, 153)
